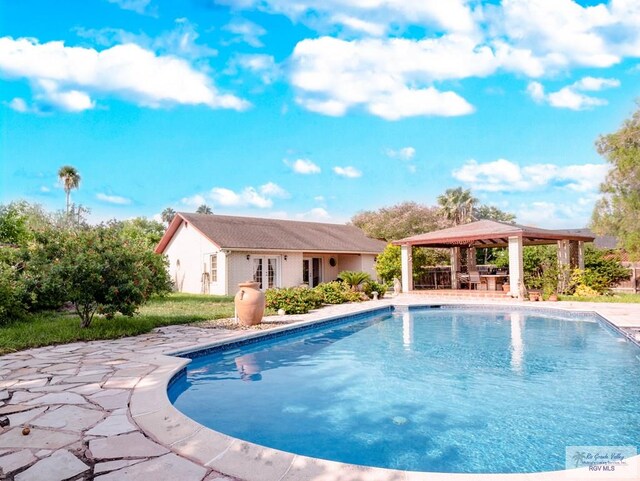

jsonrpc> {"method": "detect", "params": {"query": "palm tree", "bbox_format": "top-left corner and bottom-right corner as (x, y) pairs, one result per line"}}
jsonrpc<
(196, 204), (213, 215)
(437, 187), (477, 225)
(338, 271), (371, 291)
(161, 207), (176, 226)
(57, 165), (81, 215)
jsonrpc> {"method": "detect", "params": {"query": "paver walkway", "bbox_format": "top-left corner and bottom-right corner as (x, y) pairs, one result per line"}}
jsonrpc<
(0, 296), (638, 480)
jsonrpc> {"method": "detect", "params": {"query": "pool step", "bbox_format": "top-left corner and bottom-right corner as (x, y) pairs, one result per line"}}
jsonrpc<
(409, 289), (511, 299)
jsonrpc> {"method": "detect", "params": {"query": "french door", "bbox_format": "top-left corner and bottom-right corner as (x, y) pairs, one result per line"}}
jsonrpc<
(252, 257), (280, 290)
(303, 257), (322, 287)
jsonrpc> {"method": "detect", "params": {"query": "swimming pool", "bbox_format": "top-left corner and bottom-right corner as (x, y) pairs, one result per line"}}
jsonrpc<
(168, 306), (640, 473)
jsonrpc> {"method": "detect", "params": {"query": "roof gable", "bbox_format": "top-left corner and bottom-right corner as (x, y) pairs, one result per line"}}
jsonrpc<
(156, 213), (387, 254)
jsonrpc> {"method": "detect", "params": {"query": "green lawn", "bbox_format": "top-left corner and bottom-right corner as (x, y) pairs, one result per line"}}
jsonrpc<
(0, 293), (237, 355)
(558, 293), (640, 303)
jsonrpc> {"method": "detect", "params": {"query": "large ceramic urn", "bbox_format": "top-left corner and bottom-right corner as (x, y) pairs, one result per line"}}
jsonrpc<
(234, 281), (265, 326)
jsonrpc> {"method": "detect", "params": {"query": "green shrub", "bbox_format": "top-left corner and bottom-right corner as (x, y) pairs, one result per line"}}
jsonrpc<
(337, 271), (371, 291)
(313, 281), (362, 304)
(375, 244), (449, 283)
(265, 286), (323, 314)
(363, 281), (387, 299)
(568, 266), (625, 295)
(574, 284), (601, 297)
(55, 226), (172, 327)
(583, 247), (631, 290)
(0, 248), (28, 324)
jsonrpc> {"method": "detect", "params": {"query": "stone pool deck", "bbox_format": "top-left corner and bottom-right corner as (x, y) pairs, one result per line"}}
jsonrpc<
(0, 296), (639, 481)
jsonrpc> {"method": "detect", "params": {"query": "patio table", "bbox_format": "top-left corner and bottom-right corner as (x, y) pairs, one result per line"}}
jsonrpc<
(479, 274), (509, 291)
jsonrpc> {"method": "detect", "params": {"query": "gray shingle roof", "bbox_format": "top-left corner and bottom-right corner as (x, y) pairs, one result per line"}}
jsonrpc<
(159, 213), (387, 253)
(561, 228), (619, 250)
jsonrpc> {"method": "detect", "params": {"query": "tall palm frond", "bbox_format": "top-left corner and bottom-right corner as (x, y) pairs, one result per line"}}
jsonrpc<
(57, 165), (81, 215)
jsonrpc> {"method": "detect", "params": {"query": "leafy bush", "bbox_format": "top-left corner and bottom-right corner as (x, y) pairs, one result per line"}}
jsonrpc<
(0, 248), (28, 324)
(375, 244), (449, 283)
(337, 271), (372, 291)
(583, 246), (630, 289)
(19, 228), (68, 311)
(363, 281), (387, 299)
(265, 286), (323, 314)
(55, 226), (172, 327)
(313, 281), (362, 304)
(574, 284), (601, 297)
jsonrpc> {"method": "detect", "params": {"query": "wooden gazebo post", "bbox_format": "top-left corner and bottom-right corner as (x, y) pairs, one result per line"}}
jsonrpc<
(450, 247), (461, 288)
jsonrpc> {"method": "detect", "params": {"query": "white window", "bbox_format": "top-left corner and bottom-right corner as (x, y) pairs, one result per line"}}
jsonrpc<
(210, 255), (217, 282)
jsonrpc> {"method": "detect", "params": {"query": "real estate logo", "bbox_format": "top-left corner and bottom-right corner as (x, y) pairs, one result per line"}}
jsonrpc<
(566, 446), (637, 478)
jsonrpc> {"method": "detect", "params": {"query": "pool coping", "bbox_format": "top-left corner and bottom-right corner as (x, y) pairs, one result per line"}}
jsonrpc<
(130, 300), (640, 481)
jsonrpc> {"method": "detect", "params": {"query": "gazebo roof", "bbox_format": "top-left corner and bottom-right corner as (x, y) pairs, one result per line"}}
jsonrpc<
(393, 220), (595, 248)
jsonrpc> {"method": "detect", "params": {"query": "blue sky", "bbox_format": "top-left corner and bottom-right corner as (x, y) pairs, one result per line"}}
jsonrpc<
(1, 0), (639, 228)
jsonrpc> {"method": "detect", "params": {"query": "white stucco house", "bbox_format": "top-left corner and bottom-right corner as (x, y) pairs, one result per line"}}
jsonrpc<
(155, 213), (387, 295)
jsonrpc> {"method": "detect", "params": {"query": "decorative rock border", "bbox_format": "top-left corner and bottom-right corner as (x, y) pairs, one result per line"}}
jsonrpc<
(1, 296), (639, 480)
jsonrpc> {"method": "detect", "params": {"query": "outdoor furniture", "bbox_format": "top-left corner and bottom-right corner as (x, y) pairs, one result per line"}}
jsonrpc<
(468, 271), (483, 290)
(459, 271), (484, 290)
(480, 274), (509, 291)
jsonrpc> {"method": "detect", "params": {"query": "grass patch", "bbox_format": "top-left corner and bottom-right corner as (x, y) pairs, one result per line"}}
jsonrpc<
(0, 293), (236, 355)
(558, 293), (640, 303)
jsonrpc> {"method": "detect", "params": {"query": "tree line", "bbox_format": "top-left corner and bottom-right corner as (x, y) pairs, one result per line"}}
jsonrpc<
(350, 187), (515, 242)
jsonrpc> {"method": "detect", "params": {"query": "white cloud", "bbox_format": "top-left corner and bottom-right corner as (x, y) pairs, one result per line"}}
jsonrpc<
(291, 35), (482, 119)
(106, 0), (152, 15)
(209, 187), (271, 208)
(0, 36), (248, 113)
(385, 146), (416, 160)
(8, 97), (29, 112)
(573, 76), (620, 91)
(259, 182), (289, 198)
(75, 19), (218, 60)
(39, 82), (95, 112)
(333, 166), (362, 178)
(223, 19), (267, 48)
(208, 182), (289, 209)
(216, 0), (476, 35)
(492, 0), (618, 73)
(180, 194), (207, 207)
(526, 81), (545, 102)
(231, 54), (279, 84)
(295, 207), (331, 221)
(516, 199), (595, 229)
(386, 146), (417, 172)
(547, 88), (607, 110)
(527, 76), (620, 110)
(96, 193), (132, 205)
(453, 158), (608, 193)
(331, 14), (386, 36)
(288, 158), (321, 174)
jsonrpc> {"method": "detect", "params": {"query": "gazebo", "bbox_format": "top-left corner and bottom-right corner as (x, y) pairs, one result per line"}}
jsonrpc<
(393, 220), (595, 298)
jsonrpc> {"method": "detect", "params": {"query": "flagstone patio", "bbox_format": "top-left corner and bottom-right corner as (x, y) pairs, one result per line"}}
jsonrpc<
(0, 296), (638, 481)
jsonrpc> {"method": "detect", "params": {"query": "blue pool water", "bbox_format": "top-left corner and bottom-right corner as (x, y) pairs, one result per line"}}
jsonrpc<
(168, 307), (640, 473)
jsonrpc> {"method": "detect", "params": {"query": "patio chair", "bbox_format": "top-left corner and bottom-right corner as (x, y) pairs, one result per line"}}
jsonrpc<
(468, 271), (482, 290)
